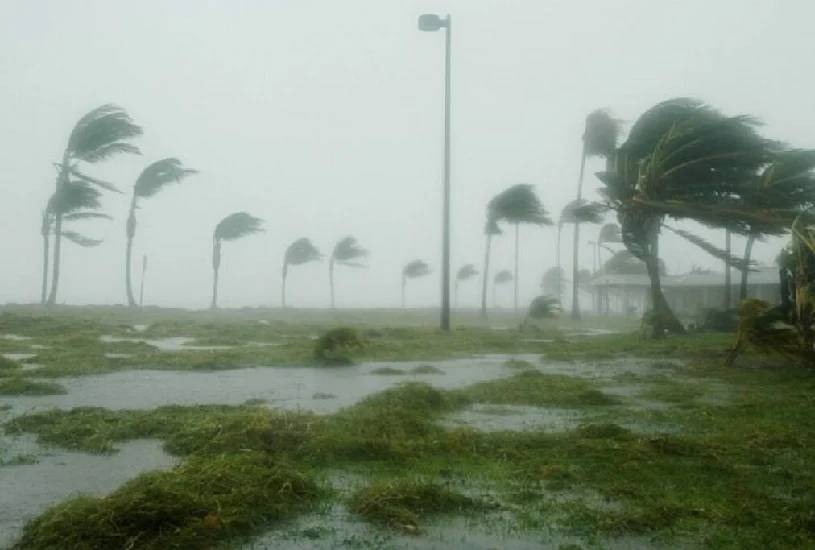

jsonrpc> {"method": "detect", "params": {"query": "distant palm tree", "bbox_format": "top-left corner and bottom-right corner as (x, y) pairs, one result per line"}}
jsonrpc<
(493, 269), (513, 308)
(211, 212), (263, 309)
(282, 238), (322, 308)
(125, 158), (196, 306)
(402, 260), (430, 308)
(558, 199), (605, 299)
(570, 109), (620, 320)
(541, 266), (565, 302)
(488, 184), (552, 312)
(454, 264), (478, 308)
(329, 236), (368, 308)
(41, 181), (111, 304)
(46, 104), (142, 305)
(480, 216), (502, 319)
(596, 222), (622, 268)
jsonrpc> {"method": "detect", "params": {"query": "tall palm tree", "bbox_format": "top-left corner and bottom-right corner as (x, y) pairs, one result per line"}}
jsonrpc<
(402, 260), (430, 308)
(46, 104), (142, 305)
(488, 184), (552, 312)
(493, 269), (513, 308)
(559, 199), (605, 308)
(41, 181), (111, 304)
(480, 216), (502, 319)
(454, 264), (478, 308)
(125, 158), (196, 306)
(571, 109), (621, 320)
(282, 238), (322, 308)
(211, 212), (263, 309)
(329, 236), (368, 308)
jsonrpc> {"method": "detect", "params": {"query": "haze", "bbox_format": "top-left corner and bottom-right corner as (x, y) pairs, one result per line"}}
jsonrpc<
(1, 0), (813, 309)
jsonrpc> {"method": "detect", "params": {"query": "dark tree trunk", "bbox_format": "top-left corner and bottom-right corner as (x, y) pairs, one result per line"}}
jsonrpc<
(329, 258), (335, 309)
(513, 223), (519, 313)
(210, 240), (221, 309)
(644, 253), (684, 338)
(41, 229), (50, 306)
(480, 233), (492, 319)
(724, 228), (732, 310)
(556, 224), (562, 302)
(739, 234), (756, 302)
(139, 255), (146, 307)
(46, 212), (63, 306)
(401, 275), (406, 308)
(571, 146), (587, 320)
(281, 263), (288, 308)
(125, 198), (137, 307)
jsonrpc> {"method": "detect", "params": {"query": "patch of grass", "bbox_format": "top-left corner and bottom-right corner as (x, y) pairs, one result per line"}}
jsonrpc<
(0, 355), (21, 371)
(409, 364), (444, 375)
(15, 453), (320, 550)
(0, 377), (65, 395)
(349, 479), (477, 533)
(458, 370), (618, 408)
(369, 367), (406, 375)
(640, 381), (704, 404)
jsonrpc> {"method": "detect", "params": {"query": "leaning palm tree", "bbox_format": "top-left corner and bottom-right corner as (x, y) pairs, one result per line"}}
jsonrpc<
(493, 269), (513, 308)
(480, 215), (502, 319)
(41, 181), (111, 303)
(488, 184), (552, 312)
(329, 236), (368, 308)
(282, 238), (322, 308)
(402, 260), (430, 308)
(46, 104), (142, 305)
(125, 158), (196, 306)
(570, 109), (621, 320)
(211, 212), (263, 309)
(454, 264), (478, 308)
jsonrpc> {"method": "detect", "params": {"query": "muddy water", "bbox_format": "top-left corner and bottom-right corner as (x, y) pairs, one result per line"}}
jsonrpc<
(0, 437), (176, 549)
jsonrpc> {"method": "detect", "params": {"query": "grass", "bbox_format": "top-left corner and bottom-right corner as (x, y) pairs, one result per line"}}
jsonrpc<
(3, 306), (815, 548)
(0, 377), (66, 395)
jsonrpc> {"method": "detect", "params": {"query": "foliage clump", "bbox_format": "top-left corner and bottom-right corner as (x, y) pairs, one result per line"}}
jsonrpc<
(15, 453), (319, 550)
(349, 479), (476, 533)
(314, 327), (366, 364)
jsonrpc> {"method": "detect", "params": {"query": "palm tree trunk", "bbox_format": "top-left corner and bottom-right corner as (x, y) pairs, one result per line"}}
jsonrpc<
(454, 281), (459, 309)
(513, 223), (519, 313)
(210, 240), (221, 309)
(125, 198), (137, 307)
(282, 263), (288, 308)
(556, 223), (562, 302)
(643, 240), (684, 338)
(139, 255), (146, 307)
(40, 224), (50, 305)
(329, 258), (335, 309)
(401, 275), (406, 308)
(480, 233), (492, 319)
(739, 234), (756, 302)
(724, 228), (732, 310)
(492, 282), (496, 308)
(46, 212), (63, 306)
(571, 146), (587, 320)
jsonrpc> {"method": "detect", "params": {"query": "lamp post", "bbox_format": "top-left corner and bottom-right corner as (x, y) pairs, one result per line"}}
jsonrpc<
(418, 13), (452, 332)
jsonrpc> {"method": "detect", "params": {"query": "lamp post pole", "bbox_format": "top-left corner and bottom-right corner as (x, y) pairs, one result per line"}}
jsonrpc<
(419, 13), (452, 332)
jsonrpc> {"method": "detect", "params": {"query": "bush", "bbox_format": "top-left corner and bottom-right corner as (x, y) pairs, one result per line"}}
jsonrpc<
(313, 327), (365, 364)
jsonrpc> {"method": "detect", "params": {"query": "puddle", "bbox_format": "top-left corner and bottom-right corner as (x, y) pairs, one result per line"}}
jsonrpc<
(440, 404), (585, 433)
(0, 437), (176, 549)
(99, 335), (231, 352)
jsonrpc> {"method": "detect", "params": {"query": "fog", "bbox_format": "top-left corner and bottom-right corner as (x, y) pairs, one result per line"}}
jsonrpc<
(1, 0), (813, 309)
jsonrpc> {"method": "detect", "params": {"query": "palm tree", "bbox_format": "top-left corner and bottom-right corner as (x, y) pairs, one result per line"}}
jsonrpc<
(570, 109), (621, 320)
(559, 199), (605, 308)
(46, 104), (142, 305)
(597, 98), (773, 337)
(493, 269), (513, 308)
(541, 266), (565, 302)
(211, 212), (263, 309)
(402, 260), (430, 308)
(480, 216), (502, 319)
(454, 264), (478, 308)
(282, 238), (322, 308)
(329, 236), (368, 308)
(41, 181), (111, 304)
(488, 184), (552, 312)
(125, 158), (196, 306)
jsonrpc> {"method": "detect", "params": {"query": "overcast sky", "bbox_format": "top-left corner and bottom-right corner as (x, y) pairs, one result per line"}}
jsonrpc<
(1, 0), (813, 309)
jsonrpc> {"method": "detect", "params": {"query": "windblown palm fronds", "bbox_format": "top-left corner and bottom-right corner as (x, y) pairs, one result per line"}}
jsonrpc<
(456, 264), (478, 282)
(329, 236), (368, 308)
(494, 270), (513, 285)
(210, 212), (263, 309)
(282, 238), (322, 308)
(401, 260), (430, 308)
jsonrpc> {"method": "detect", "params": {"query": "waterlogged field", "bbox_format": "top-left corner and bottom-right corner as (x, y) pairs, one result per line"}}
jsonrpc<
(0, 306), (813, 549)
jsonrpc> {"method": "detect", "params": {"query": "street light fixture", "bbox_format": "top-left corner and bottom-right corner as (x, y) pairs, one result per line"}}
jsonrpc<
(418, 13), (452, 332)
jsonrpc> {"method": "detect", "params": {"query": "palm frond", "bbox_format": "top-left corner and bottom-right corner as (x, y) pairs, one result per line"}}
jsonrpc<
(214, 212), (264, 241)
(285, 238), (322, 266)
(67, 166), (122, 194)
(583, 109), (621, 158)
(621, 97), (707, 160)
(63, 211), (112, 222)
(489, 184), (552, 226)
(67, 104), (142, 163)
(663, 225), (754, 272)
(403, 260), (430, 279)
(47, 181), (103, 215)
(332, 236), (368, 264)
(456, 264), (478, 281)
(559, 199), (605, 225)
(598, 222), (622, 244)
(61, 230), (103, 247)
(494, 270), (513, 284)
(601, 250), (664, 276)
(134, 158), (197, 198)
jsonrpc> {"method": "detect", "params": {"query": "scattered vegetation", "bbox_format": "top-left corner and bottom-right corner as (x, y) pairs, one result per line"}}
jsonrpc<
(314, 327), (366, 364)
(0, 377), (65, 396)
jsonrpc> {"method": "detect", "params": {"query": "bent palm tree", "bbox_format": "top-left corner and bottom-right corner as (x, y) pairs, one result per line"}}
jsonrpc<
(282, 238), (322, 308)
(559, 199), (605, 304)
(211, 212), (263, 309)
(488, 184), (552, 312)
(125, 158), (196, 306)
(571, 109), (621, 320)
(402, 260), (430, 308)
(329, 236), (368, 308)
(46, 104), (142, 305)
(454, 264), (478, 308)
(493, 269), (513, 308)
(480, 215), (502, 319)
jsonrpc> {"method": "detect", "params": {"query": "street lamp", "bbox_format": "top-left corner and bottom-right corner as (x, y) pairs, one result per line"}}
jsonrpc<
(418, 13), (452, 332)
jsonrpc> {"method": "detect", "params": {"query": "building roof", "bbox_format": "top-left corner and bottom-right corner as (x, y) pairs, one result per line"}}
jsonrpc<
(589, 266), (779, 289)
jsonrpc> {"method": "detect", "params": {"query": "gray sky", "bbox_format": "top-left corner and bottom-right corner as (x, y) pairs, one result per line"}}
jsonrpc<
(1, 0), (813, 309)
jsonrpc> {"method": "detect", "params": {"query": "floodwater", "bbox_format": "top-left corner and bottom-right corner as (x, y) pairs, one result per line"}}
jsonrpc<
(440, 403), (586, 433)
(99, 335), (232, 351)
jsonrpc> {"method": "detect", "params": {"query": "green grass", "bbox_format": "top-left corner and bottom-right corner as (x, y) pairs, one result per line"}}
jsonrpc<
(0, 377), (65, 395)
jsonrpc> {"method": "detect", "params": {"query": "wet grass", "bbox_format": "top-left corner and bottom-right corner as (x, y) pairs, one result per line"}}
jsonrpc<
(0, 377), (66, 395)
